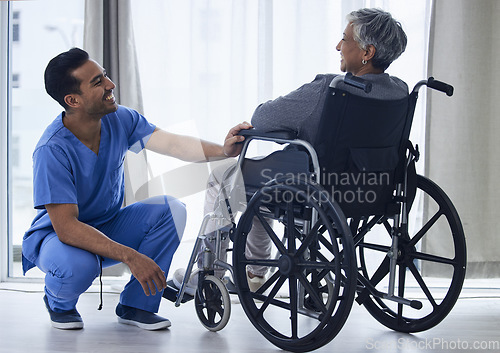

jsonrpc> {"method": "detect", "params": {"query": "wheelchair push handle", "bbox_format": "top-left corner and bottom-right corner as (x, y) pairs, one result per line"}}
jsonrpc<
(413, 77), (454, 96)
(427, 77), (454, 96)
(344, 72), (372, 93)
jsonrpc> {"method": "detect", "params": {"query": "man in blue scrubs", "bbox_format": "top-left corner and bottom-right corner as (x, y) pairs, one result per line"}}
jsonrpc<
(22, 48), (250, 330)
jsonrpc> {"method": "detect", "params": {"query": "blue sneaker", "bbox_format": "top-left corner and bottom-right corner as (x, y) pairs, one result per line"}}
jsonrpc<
(116, 303), (171, 330)
(43, 295), (84, 330)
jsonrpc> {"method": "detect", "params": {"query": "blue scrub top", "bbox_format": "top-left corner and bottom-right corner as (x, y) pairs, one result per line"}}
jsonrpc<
(22, 105), (156, 274)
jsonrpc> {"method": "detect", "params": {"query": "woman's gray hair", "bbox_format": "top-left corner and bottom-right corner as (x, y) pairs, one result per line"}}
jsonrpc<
(346, 8), (407, 71)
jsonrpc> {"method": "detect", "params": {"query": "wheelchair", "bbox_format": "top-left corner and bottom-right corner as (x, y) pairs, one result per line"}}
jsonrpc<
(163, 75), (466, 352)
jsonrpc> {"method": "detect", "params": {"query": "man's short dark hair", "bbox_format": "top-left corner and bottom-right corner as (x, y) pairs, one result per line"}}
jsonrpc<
(44, 47), (90, 109)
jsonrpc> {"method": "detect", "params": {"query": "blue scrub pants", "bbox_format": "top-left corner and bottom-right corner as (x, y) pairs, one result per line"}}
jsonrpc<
(35, 195), (186, 313)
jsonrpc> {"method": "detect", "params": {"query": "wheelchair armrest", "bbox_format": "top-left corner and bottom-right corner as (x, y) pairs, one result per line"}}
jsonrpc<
(237, 128), (321, 181)
(238, 128), (298, 141)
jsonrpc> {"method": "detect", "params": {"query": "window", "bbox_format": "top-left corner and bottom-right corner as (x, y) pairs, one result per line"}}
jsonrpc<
(2, 0), (431, 280)
(131, 0), (431, 243)
(6, 0), (85, 278)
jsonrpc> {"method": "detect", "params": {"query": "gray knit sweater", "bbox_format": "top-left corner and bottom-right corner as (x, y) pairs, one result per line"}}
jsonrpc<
(251, 73), (408, 144)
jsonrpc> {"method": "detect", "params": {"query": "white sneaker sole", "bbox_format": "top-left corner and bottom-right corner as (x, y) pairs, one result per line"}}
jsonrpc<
(51, 320), (84, 330)
(117, 317), (171, 330)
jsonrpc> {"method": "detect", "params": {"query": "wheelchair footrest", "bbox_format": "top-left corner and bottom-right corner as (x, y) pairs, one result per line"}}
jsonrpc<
(356, 287), (422, 310)
(163, 280), (194, 303)
(223, 276), (238, 295)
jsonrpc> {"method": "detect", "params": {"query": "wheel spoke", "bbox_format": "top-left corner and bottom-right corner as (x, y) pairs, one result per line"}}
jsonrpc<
(297, 260), (336, 271)
(286, 200), (297, 254)
(256, 275), (287, 319)
(254, 207), (287, 254)
(359, 242), (390, 253)
(367, 256), (391, 287)
(215, 305), (224, 316)
(296, 218), (323, 257)
(318, 231), (342, 258)
(382, 219), (393, 235)
(407, 261), (438, 308)
(255, 270), (280, 295)
(411, 251), (457, 266)
(353, 215), (386, 246)
(297, 271), (328, 315)
(198, 290), (207, 302)
(397, 264), (406, 325)
(242, 259), (280, 267)
(408, 210), (443, 247)
(289, 275), (299, 339)
(313, 250), (331, 264)
(207, 307), (217, 322)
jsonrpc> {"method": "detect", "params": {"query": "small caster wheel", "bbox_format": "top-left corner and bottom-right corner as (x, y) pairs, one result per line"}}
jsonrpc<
(194, 275), (231, 331)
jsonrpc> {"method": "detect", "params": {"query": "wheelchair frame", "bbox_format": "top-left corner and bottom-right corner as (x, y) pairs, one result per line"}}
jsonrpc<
(163, 77), (466, 352)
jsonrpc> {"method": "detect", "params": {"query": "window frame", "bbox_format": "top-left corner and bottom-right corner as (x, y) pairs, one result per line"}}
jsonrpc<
(1, 1), (12, 282)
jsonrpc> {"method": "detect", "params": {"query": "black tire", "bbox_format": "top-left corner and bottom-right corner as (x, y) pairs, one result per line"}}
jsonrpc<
(194, 275), (231, 332)
(356, 175), (466, 332)
(233, 179), (357, 352)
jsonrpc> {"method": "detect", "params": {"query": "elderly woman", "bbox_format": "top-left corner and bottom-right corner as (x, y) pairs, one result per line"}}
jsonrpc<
(251, 8), (408, 143)
(173, 8), (408, 293)
(244, 8), (408, 288)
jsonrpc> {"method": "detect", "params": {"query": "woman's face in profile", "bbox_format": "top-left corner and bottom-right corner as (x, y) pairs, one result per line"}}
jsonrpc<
(336, 23), (365, 75)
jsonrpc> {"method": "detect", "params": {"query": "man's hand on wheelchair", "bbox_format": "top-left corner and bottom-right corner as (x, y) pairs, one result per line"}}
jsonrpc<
(222, 121), (253, 157)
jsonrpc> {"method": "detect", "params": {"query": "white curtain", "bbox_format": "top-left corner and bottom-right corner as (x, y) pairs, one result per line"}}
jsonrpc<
(83, 0), (147, 275)
(426, 0), (500, 278)
(84, 0), (150, 205)
(127, 0), (346, 240)
(83, 0), (432, 246)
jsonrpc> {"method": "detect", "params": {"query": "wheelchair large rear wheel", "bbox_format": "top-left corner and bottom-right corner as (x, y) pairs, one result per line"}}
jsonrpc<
(233, 180), (357, 352)
(356, 175), (466, 332)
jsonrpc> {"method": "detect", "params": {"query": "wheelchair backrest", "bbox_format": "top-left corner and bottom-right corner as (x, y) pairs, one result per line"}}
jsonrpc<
(314, 87), (417, 217)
